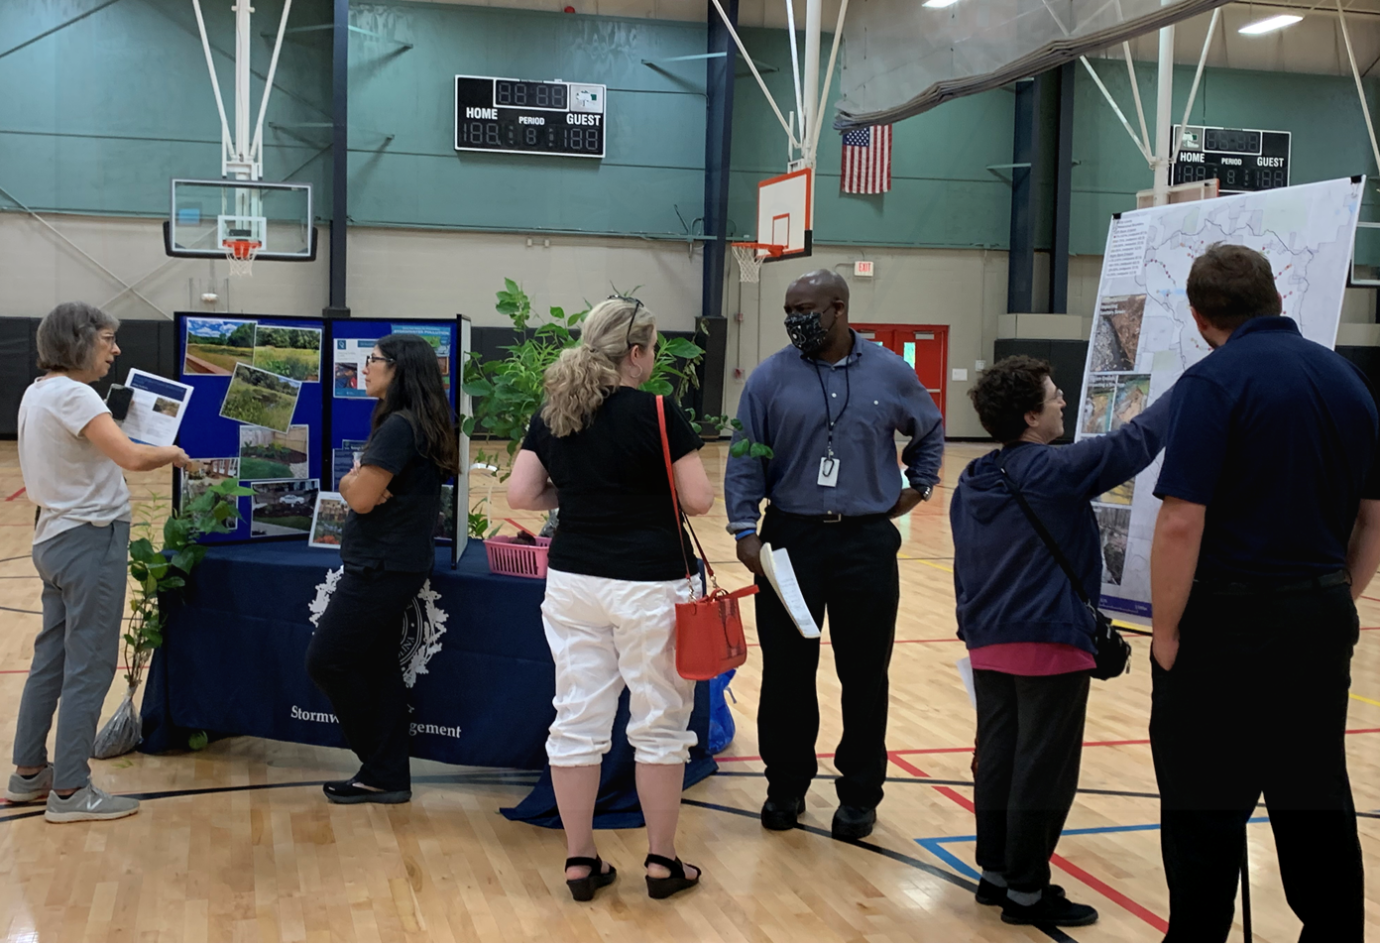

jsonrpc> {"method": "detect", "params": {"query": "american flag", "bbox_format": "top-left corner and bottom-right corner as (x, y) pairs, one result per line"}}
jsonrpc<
(841, 124), (892, 194)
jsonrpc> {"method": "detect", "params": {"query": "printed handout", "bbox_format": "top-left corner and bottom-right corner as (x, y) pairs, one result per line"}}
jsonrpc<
(119, 369), (193, 446)
(309, 492), (350, 549)
(759, 543), (821, 639)
(333, 338), (377, 399)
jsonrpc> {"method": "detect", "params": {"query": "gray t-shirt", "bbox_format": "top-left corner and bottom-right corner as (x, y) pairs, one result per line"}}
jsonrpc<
(18, 376), (131, 546)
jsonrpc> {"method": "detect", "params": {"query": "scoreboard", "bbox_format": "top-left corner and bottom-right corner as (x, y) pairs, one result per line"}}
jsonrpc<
(454, 75), (606, 159)
(1171, 125), (1291, 194)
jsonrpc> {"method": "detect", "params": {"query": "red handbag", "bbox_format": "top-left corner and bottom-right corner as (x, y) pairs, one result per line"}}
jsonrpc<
(656, 395), (756, 681)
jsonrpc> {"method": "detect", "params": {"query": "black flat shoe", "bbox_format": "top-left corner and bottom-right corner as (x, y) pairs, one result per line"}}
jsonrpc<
(760, 796), (805, 831)
(644, 853), (700, 899)
(565, 855), (616, 902)
(322, 780), (412, 805)
(831, 804), (876, 841)
(1001, 888), (1098, 927)
(975, 879), (1064, 906)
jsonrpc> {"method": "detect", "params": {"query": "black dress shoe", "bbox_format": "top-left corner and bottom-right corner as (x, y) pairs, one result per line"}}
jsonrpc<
(1001, 888), (1098, 927)
(322, 780), (412, 805)
(975, 879), (1064, 906)
(830, 804), (876, 841)
(760, 796), (805, 830)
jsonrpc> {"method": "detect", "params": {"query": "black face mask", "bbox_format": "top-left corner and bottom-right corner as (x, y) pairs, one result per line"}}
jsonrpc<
(785, 309), (832, 354)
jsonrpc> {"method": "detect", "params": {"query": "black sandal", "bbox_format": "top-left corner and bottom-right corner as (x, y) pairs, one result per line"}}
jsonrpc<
(644, 853), (700, 899)
(565, 855), (616, 902)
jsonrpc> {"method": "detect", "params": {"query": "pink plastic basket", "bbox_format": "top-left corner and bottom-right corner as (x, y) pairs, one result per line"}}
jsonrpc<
(483, 535), (552, 579)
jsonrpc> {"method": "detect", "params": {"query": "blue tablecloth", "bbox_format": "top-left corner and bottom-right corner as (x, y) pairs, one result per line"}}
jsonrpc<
(140, 542), (717, 826)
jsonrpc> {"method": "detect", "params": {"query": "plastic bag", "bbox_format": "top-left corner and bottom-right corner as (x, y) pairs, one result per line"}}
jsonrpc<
(93, 688), (141, 759)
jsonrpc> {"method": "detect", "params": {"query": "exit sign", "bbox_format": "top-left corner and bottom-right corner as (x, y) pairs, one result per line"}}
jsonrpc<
(854, 260), (874, 277)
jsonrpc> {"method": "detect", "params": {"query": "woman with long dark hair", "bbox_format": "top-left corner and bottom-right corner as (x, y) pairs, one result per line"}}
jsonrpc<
(305, 333), (460, 804)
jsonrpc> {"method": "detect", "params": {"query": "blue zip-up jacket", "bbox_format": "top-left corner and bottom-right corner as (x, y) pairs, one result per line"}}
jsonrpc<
(949, 394), (1172, 652)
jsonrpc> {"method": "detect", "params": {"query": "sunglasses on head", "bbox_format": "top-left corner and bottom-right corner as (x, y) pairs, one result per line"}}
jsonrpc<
(609, 295), (644, 351)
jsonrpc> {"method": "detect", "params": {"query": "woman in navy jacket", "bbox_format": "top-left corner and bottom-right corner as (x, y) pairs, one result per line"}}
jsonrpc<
(949, 356), (1170, 928)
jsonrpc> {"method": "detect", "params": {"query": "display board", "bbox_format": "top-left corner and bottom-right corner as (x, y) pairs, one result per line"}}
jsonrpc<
(175, 313), (327, 544)
(1075, 176), (1364, 617)
(174, 314), (469, 559)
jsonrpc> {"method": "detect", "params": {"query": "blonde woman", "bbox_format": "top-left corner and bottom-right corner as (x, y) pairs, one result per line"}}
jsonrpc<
(508, 297), (714, 903)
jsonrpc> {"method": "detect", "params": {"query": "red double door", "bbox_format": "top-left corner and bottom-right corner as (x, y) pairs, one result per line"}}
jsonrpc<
(853, 324), (949, 425)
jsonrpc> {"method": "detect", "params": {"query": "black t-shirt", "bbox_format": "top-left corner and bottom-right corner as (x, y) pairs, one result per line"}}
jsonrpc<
(522, 388), (704, 581)
(341, 412), (444, 573)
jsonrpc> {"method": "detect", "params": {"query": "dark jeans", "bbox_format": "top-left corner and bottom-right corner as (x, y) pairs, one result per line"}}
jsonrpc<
(305, 564), (429, 792)
(1150, 582), (1364, 943)
(973, 668), (1090, 892)
(755, 509), (901, 809)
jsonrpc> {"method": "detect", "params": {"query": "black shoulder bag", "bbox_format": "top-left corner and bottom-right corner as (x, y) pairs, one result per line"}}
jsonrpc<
(998, 465), (1132, 681)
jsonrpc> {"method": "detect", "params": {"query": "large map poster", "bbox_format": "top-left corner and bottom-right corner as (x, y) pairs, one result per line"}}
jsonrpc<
(1078, 176), (1365, 617)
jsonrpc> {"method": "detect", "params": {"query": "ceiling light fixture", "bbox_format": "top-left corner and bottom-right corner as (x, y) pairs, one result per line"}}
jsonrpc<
(1238, 14), (1302, 34)
(923, 0), (963, 8)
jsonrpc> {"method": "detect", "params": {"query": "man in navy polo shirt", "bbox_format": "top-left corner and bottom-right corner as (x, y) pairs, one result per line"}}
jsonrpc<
(1150, 243), (1380, 942)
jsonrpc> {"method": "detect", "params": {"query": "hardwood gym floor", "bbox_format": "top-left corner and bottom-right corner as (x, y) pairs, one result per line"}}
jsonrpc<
(0, 440), (1375, 942)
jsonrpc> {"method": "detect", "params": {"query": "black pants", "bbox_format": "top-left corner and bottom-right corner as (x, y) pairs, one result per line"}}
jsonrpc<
(1150, 582), (1364, 943)
(305, 564), (429, 792)
(755, 510), (901, 809)
(973, 668), (1090, 892)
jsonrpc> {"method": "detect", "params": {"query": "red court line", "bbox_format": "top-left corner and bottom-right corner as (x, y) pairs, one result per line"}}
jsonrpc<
(1048, 853), (1169, 933)
(890, 751), (1167, 932)
(4, 488), (25, 502)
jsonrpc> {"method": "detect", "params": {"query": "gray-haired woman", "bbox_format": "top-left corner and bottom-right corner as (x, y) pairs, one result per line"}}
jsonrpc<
(9, 303), (190, 822)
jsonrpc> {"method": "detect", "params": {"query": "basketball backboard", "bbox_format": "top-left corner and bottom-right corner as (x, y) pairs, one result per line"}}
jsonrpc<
(755, 168), (813, 260)
(165, 178), (315, 261)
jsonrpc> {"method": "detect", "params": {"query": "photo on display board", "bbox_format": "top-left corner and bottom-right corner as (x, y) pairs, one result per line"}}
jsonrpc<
(239, 425), (310, 480)
(1089, 294), (1146, 372)
(309, 492), (350, 549)
(333, 338), (377, 398)
(1080, 377), (1117, 435)
(1099, 479), (1135, 507)
(1110, 375), (1151, 431)
(393, 323), (453, 393)
(180, 459), (241, 529)
(184, 318), (257, 375)
(219, 363), (302, 432)
(435, 484), (455, 542)
(250, 479), (320, 537)
(1095, 504), (1132, 586)
(253, 326), (322, 382)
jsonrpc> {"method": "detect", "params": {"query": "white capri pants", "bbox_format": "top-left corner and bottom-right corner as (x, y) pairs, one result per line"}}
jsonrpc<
(541, 568), (700, 767)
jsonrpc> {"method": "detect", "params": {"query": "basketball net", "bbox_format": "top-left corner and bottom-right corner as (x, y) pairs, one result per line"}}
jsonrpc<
(731, 242), (784, 284)
(225, 239), (260, 278)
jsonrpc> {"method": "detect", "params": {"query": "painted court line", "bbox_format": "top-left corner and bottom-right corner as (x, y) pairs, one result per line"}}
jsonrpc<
(914, 818), (1270, 936)
(3, 488), (25, 502)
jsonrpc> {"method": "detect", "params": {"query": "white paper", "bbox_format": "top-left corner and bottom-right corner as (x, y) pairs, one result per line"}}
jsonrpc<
(119, 368), (193, 446)
(759, 543), (821, 639)
(955, 655), (976, 710)
(309, 492), (349, 549)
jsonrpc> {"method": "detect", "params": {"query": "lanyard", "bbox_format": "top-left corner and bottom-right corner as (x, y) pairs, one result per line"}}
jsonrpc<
(813, 360), (852, 459)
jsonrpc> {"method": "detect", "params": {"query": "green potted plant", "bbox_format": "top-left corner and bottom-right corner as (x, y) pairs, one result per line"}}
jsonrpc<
(93, 476), (255, 758)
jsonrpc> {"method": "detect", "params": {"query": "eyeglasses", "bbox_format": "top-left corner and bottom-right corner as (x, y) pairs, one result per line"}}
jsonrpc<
(609, 295), (644, 351)
(364, 354), (394, 367)
(98, 333), (118, 346)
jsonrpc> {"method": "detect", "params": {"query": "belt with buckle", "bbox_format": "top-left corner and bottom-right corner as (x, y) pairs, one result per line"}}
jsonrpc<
(770, 509), (887, 526)
(1194, 568), (1350, 597)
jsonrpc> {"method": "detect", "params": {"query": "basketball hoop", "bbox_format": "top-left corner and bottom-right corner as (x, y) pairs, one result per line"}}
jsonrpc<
(731, 242), (784, 284)
(224, 238), (261, 278)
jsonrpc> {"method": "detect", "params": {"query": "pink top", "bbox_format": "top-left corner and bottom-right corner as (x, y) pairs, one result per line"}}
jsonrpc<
(969, 642), (1096, 677)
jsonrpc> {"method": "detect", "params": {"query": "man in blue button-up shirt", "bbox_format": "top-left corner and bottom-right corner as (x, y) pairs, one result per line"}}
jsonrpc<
(724, 269), (944, 841)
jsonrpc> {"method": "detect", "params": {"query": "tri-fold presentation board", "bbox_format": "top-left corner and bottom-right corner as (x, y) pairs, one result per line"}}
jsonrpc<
(173, 313), (470, 564)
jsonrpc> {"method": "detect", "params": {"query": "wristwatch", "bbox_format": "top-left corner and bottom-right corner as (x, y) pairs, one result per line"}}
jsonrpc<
(918, 484), (934, 502)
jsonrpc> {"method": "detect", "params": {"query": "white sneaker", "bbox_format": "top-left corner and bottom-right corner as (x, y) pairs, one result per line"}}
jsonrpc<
(7, 764), (54, 803)
(44, 783), (140, 823)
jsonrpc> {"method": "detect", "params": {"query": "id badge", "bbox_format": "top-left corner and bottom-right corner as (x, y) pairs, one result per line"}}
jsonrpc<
(817, 456), (840, 488)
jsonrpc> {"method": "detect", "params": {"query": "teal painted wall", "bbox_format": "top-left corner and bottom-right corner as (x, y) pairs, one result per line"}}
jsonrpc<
(728, 28), (1015, 249)
(1070, 61), (1380, 255)
(346, 2), (709, 237)
(4, 0), (1379, 257)
(0, 0), (332, 218)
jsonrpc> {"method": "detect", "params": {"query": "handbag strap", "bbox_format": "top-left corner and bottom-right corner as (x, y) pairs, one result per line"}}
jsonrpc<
(656, 394), (715, 586)
(997, 461), (1096, 610)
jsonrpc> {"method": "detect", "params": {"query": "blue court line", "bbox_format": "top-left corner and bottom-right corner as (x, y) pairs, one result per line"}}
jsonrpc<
(916, 817), (1271, 882)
